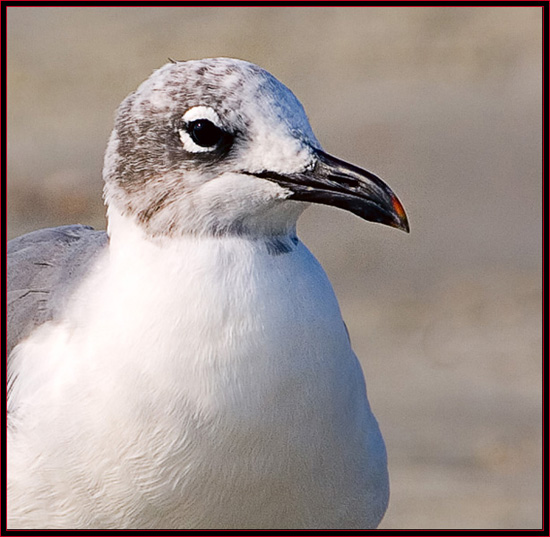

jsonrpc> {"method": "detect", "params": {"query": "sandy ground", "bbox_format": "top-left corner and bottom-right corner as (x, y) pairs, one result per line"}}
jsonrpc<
(6, 6), (542, 529)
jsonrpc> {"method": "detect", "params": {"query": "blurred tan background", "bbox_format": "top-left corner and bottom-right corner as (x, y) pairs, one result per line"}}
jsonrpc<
(7, 6), (542, 529)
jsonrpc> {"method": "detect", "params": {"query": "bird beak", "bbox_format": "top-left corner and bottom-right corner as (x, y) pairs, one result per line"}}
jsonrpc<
(251, 149), (409, 232)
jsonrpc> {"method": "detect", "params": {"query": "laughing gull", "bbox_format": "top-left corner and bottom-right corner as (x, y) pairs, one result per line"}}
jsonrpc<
(7, 58), (409, 529)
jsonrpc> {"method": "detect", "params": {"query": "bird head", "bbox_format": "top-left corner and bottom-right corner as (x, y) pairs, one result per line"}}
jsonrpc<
(103, 58), (409, 238)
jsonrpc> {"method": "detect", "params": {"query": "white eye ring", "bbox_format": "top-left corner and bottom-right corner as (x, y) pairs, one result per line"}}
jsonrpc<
(178, 106), (223, 153)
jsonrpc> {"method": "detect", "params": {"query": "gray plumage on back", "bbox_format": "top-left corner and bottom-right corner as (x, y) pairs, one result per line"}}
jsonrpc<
(7, 225), (108, 357)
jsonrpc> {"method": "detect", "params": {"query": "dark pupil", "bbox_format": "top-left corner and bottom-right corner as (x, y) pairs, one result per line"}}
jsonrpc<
(188, 119), (223, 147)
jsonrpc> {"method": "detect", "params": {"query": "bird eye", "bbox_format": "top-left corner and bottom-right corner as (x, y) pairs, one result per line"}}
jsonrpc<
(188, 119), (224, 148)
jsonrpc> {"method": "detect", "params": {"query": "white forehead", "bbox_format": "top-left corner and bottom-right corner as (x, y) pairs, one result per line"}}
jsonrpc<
(132, 58), (321, 172)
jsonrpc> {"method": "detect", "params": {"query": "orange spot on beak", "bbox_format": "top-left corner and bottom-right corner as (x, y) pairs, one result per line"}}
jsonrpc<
(391, 195), (410, 232)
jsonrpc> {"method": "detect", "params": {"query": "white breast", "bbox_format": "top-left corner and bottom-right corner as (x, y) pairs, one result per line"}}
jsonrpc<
(8, 219), (388, 529)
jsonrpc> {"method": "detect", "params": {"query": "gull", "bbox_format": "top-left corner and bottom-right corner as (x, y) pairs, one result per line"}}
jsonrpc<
(7, 58), (409, 529)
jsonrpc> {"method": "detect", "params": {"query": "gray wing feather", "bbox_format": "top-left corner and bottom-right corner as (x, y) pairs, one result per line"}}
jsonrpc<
(7, 225), (109, 357)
